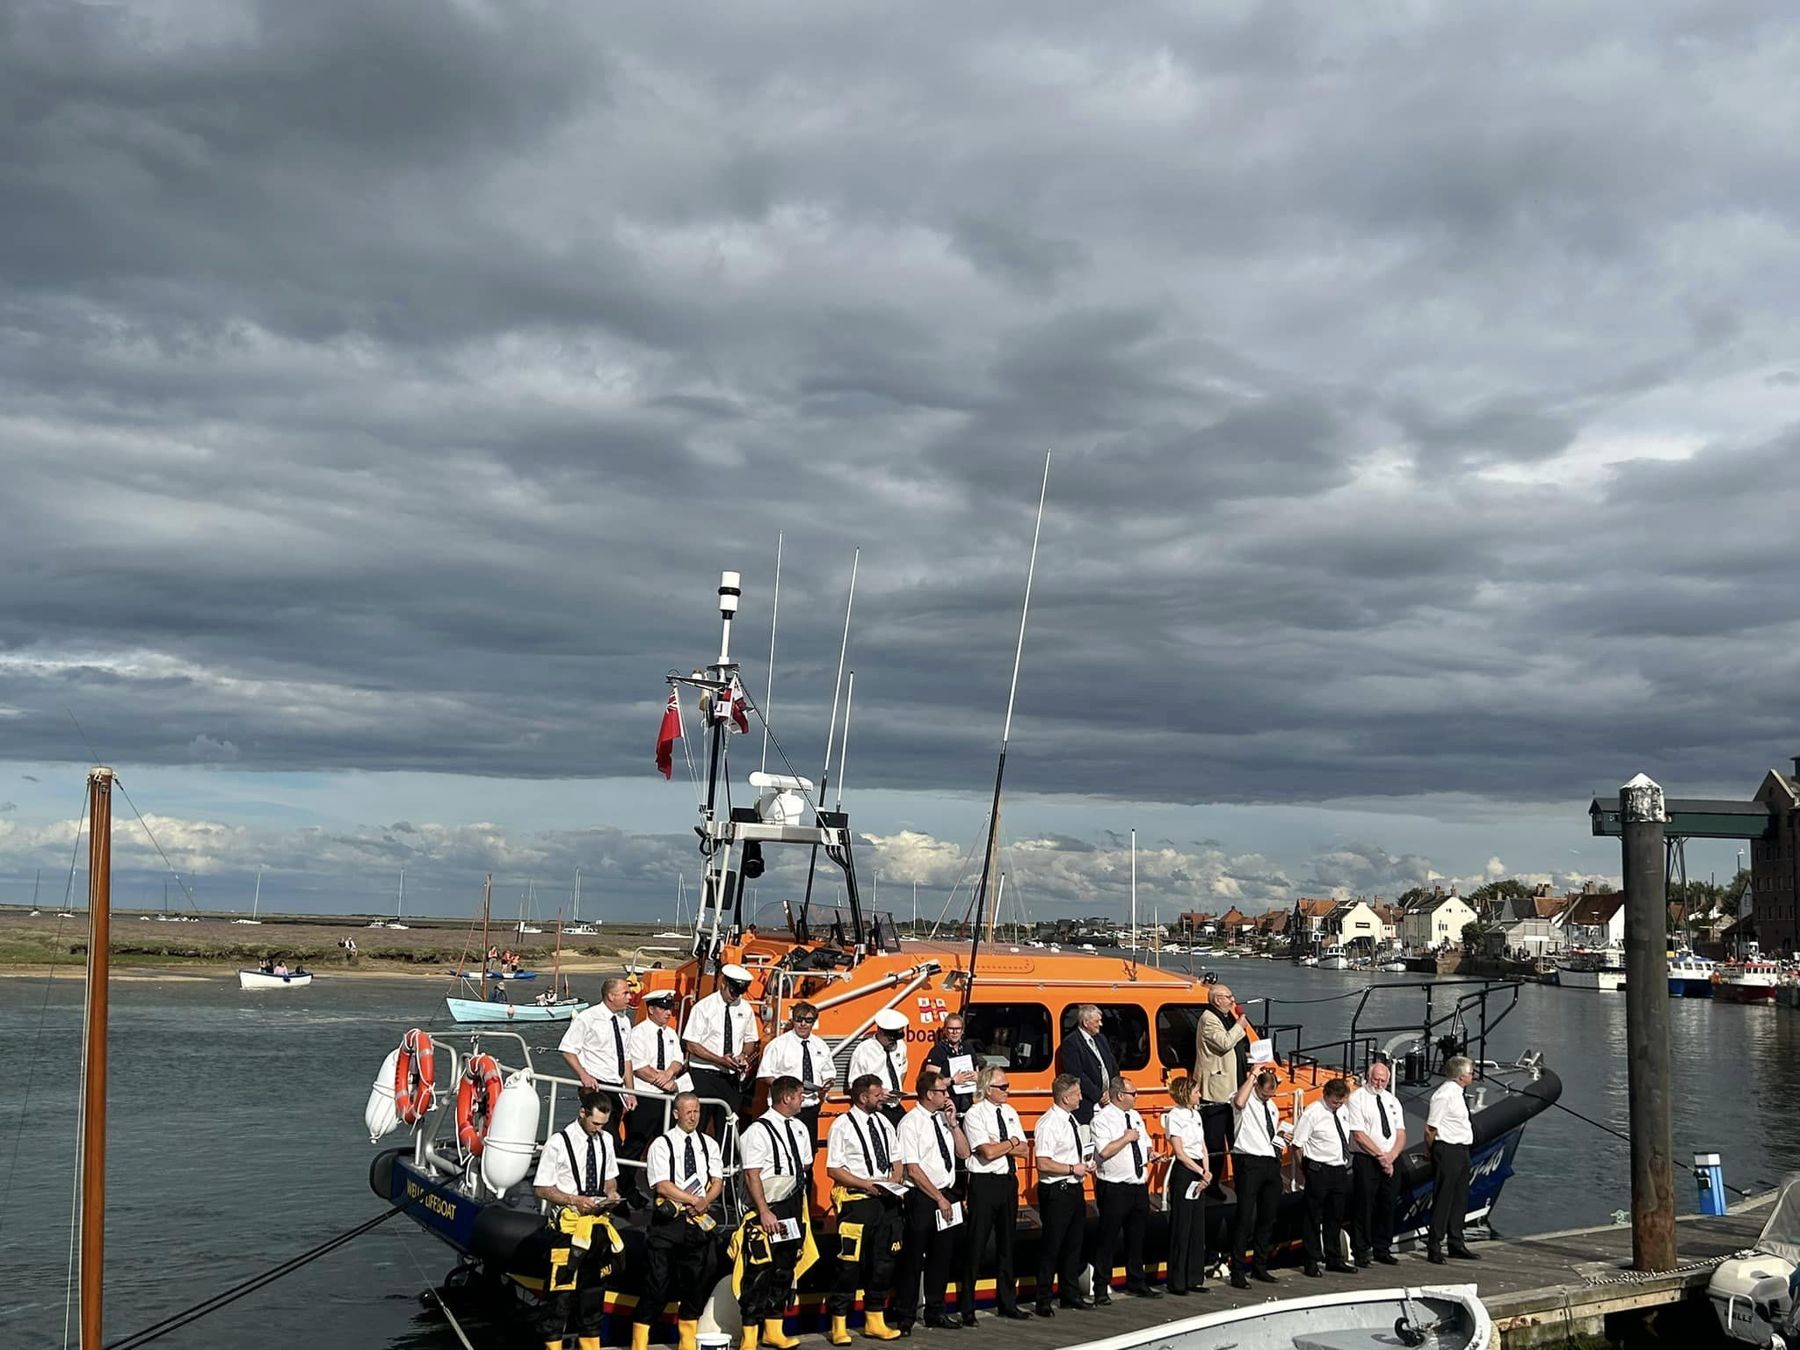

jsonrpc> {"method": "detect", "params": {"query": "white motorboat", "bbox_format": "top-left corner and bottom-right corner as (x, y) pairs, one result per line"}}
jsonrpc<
(1317, 945), (1350, 970)
(239, 967), (313, 989)
(1556, 950), (1627, 991)
(1709, 1175), (1800, 1346)
(1083, 1283), (1491, 1350)
(1380, 960), (1409, 973)
(1668, 949), (1716, 998)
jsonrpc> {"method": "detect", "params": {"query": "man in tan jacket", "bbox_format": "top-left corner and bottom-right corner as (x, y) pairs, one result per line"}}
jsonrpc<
(1193, 984), (1256, 1200)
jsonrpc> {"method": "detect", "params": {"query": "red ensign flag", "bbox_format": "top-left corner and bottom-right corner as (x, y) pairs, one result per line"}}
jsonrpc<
(654, 689), (683, 779)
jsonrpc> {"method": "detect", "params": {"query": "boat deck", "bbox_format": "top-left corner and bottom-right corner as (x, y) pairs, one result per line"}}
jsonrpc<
(770, 1206), (1764, 1350)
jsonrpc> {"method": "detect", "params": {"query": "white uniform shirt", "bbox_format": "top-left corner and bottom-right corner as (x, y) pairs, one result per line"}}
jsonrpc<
(683, 991), (759, 1063)
(741, 1109), (815, 1181)
(559, 1004), (633, 1085)
(848, 1036), (907, 1097)
(896, 1104), (958, 1190)
(1091, 1102), (1150, 1185)
(826, 1106), (898, 1179)
(627, 1017), (695, 1093)
(533, 1120), (619, 1194)
(1034, 1105), (1084, 1186)
(646, 1126), (724, 1194)
(1426, 1080), (1474, 1145)
(961, 1099), (1024, 1176)
(1162, 1105), (1207, 1166)
(1291, 1100), (1352, 1166)
(1232, 1091), (1284, 1158)
(758, 1030), (835, 1100)
(1343, 1085), (1403, 1155)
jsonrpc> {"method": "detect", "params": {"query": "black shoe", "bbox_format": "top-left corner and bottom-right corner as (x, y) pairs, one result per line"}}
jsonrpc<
(923, 1316), (961, 1331)
(959, 1314), (976, 1328)
(1091, 1292), (1112, 1307)
(1426, 1248), (1447, 1265)
(893, 1326), (914, 1339)
(1303, 1264), (1323, 1278)
(1033, 1304), (1055, 1319)
(1354, 1255), (1372, 1269)
(996, 1309), (1032, 1321)
(1251, 1268), (1279, 1284)
(1166, 1288), (1188, 1298)
(1060, 1298), (1093, 1311)
(1448, 1246), (1480, 1261)
(1374, 1253), (1400, 1266)
(1326, 1261), (1358, 1275)
(1229, 1272), (1250, 1290)
(1127, 1286), (1162, 1300)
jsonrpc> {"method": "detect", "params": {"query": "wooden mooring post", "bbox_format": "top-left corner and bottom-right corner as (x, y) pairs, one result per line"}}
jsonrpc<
(1620, 772), (1677, 1271)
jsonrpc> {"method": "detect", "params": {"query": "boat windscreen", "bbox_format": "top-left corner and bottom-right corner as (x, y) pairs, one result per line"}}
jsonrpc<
(1756, 1175), (1800, 1265)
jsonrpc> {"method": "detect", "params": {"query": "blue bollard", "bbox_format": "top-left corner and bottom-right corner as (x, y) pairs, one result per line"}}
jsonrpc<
(1693, 1152), (1728, 1216)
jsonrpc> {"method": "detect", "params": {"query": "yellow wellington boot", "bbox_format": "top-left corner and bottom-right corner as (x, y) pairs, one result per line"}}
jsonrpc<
(828, 1315), (853, 1346)
(861, 1312), (902, 1342)
(762, 1319), (801, 1350)
(677, 1319), (700, 1350)
(631, 1323), (651, 1350)
(738, 1326), (760, 1350)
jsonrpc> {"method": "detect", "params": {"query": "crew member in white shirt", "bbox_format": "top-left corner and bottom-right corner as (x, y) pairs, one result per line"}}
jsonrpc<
(1424, 1055), (1477, 1263)
(560, 977), (637, 1116)
(532, 1087), (621, 1350)
(738, 1076), (814, 1350)
(636, 1093), (724, 1350)
(891, 1067), (971, 1333)
(848, 1009), (910, 1126)
(1090, 1076), (1164, 1302)
(683, 964), (760, 1139)
(757, 1000), (835, 1143)
(1290, 1078), (1357, 1277)
(1228, 1066), (1287, 1289)
(960, 1066), (1033, 1320)
(824, 1074), (905, 1344)
(624, 989), (692, 1196)
(1161, 1075), (1212, 1296)
(1032, 1073), (1094, 1315)
(1344, 1058), (1405, 1267)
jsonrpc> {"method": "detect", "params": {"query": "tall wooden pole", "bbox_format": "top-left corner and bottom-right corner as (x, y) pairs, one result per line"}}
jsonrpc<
(1621, 772), (1676, 1271)
(81, 766), (114, 1348)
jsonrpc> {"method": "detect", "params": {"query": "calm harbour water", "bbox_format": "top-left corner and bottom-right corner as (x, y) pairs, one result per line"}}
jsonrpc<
(1, 959), (1796, 1349)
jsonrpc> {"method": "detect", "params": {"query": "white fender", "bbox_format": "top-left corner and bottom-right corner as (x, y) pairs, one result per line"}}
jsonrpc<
(480, 1069), (541, 1192)
(365, 1047), (402, 1141)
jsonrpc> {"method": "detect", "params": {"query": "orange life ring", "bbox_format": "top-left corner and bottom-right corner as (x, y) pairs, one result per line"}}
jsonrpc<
(456, 1053), (504, 1155)
(394, 1028), (437, 1125)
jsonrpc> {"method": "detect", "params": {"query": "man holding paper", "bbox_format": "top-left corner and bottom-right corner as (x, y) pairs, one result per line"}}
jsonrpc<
(892, 1067), (971, 1333)
(825, 1075), (906, 1344)
(1090, 1076), (1164, 1303)
(1195, 984), (1258, 1195)
(923, 1013), (980, 1114)
(737, 1076), (816, 1350)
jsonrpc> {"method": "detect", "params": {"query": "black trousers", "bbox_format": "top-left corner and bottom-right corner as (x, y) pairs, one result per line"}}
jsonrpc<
(639, 1212), (718, 1324)
(1166, 1163), (1208, 1293)
(1428, 1141), (1471, 1250)
(739, 1196), (805, 1322)
(892, 1188), (959, 1325)
(1034, 1182), (1085, 1307)
(1301, 1161), (1352, 1267)
(798, 1102), (823, 1149)
(1351, 1153), (1399, 1259)
(537, 1240), (621, 1339)
(1230, 1154), (1282, 1273)
(1093, 1179), (1150, 1293)
(689, 1066), (744, 1145)
(1199, 1103), (1234, 1195)
(829, 1193), (902, 1316)
(623, 1096), (670, 1195)
(963, 1171), (1022, 1314)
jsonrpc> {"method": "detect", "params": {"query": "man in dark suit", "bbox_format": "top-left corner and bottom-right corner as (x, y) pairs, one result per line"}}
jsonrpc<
(1055, 1003), (1118, 1125)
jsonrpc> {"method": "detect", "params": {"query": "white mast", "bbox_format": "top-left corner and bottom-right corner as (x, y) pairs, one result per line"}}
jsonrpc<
(252, 865), (263, 920)
(573, 867), (582, 924)
(397, 865), (405, 921)
(1130, 828), (1137, 951)
(762, 531), (782, 775)
(835, 670), (855, 810)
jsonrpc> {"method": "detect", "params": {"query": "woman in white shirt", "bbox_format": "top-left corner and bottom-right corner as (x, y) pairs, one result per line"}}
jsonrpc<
(1162, 1076), (1212, 1295)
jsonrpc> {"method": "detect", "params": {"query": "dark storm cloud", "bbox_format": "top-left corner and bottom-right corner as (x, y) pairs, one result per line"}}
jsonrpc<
(2, 0), (1798, 844)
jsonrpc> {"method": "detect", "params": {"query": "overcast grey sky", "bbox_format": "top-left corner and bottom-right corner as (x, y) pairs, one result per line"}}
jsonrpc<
(2, 1), (1794, 920)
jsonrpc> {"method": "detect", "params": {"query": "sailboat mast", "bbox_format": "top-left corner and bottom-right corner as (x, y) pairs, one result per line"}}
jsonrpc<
(574, 867), (582, 925)
(252, 865), (263, 920)
(962, 452), (1051, 1013)
(762, 531), (782, 776)
(1130, 829), (1139, 976)
(80, 766), (114, 1349)
(397, 865), (405, 921)
(479, 875), (492, 1001)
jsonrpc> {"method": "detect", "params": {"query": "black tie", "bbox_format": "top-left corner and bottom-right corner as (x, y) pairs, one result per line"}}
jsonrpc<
(1333, 1112), (1349, 1162)
(885, 1051), (900, 1094)
(585, 1133), (600, 1195)
(1264, 1102), (1277, 1149)
(1376, 1095), (1391, 1137)
(657, 1030), (667, 1070)
(871, 1119), (891, 1174)
(723, 1006), (734, 1057)
(612, 1016), (627, 1080)
(1128, 1112), (1143, 1176)
(685, 1133), (698, 1186)
(933, 1114), (952, 1173)
(998, 1108), (1016, 1175)
(801, 1040), (814, 1084)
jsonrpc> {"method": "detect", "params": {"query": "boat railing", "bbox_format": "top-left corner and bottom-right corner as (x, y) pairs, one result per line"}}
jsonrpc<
(1259, 978), (1524, 1088)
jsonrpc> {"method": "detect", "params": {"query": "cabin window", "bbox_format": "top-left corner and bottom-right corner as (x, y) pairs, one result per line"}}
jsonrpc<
(1059, 1004), (1151, 1072)
(964, 1003), (1053, 1074)
(1154, 1004), (1208, 1071)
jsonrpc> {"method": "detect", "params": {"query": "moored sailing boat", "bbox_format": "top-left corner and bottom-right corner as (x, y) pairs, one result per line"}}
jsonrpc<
(446, 877), (586, 1024)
